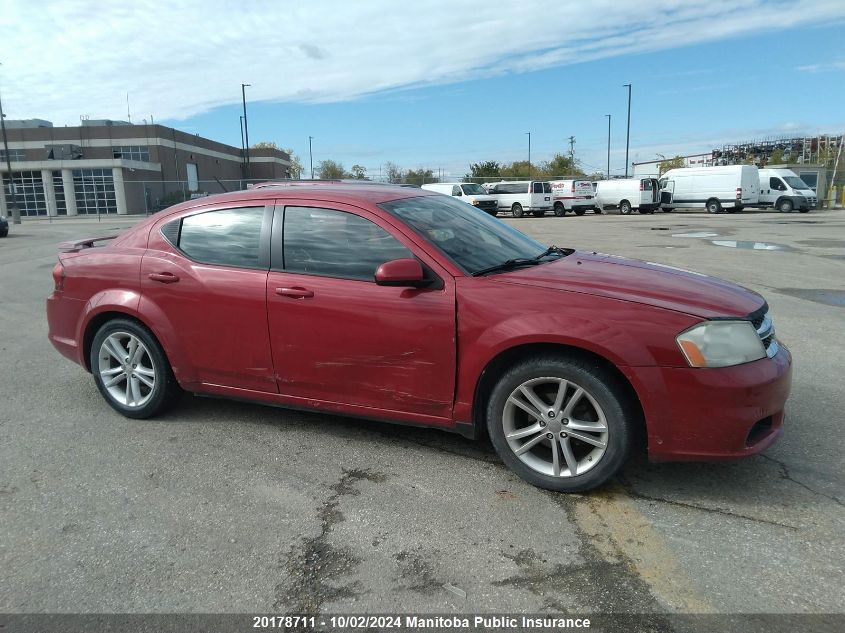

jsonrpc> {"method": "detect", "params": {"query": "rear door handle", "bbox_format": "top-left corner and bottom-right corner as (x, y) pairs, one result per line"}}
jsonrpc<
(148, 272), (180, 283)
(275, 287), (314, 299)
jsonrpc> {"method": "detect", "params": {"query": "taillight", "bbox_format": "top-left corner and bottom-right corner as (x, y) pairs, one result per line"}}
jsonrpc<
(571, 184), (575, 193)
(639, 181), (644, 191)
(736, 187), (742, 199)
(52, 261), (65, 292)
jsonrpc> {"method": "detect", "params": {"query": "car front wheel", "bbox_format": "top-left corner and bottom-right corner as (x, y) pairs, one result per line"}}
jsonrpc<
(486, 356), (633, 492)
(90, 318), (181, 419)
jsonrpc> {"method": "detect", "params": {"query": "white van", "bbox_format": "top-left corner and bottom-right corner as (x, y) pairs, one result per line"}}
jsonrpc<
(484, 181), (552, 217)
(420, 182), (499, 215)
(595, 178), (660, 215)
(549, 180), (598, 216)
(659, 165), (759, 213)
(758, 169), (815, 212)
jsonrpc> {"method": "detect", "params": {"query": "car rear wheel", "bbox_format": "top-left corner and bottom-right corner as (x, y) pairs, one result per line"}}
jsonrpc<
(619, 200), (632, 215)
(91, 319), (181, 419)
(706, 199), (722, 214)
(486, 356), (633, 492)
(512, 203), (524, 218)
(574, 209), (586, 216)
(553, 203), (565, 217)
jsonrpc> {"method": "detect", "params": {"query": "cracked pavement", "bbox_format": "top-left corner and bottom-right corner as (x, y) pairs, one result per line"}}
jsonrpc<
(1, 209), (843, 616)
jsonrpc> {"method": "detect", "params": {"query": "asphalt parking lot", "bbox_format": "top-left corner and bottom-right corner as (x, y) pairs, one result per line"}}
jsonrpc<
(1, 208), (843, 619)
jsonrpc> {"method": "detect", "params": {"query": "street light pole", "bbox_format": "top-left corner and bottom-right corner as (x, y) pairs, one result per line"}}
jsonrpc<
(241, 83), (251, 183)
(308, 136), (314, 179)
(605, 114), (611, 178)
(526, 132), (531, 179)
(239, 115), (246, 180)
(0, 65), (21, 224)
(623, 83), (632, 177)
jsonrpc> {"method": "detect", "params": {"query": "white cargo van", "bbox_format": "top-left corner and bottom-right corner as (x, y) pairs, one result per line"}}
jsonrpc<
(420, 182), (499, 215)
(659, 165), (759, 213)
(595, 178), (660, 214)
(484, 181), (552, 217)
(549, 180), (598, 216)
(757, 168), (815, 212)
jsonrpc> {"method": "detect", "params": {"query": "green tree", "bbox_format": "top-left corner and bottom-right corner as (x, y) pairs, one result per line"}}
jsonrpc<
(384, 161), (405, 183)
(316, 159), (345, 179)
(500, 160), (533, 179)
(467, 161), (501, 179)
(658, 155), (685, 175)
(540, 153), (585, 178)
(405, 168), (437, 186)
(251, 141), (279, 149)
(350, 164), (367, 179)
(282, 147), (303, 178)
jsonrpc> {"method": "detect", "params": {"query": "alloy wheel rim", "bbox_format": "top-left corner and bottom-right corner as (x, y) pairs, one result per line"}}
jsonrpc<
(97, 332), (156, 408)
(502, 376), (608, 478)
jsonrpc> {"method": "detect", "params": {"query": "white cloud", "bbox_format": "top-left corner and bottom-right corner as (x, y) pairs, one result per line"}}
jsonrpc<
(1, 0), (843, 125)
(796, 60), (845, 73)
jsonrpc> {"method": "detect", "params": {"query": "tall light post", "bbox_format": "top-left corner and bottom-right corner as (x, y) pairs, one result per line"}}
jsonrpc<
(605, 114), (611, 178)
(239, 115), (246, 176)
(308, 136), (314, 179)
(526, 132), (531, 179)
(241, 83), (251, 183)
(623, 83), (632, 177)
(0, 63), (21, 224)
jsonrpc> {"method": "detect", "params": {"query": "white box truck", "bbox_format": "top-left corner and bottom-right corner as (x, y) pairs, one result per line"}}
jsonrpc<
(758, 168), (815, 212)
(595, 178), (660, 214)
(483, 181), (553, 217)
(549, 180), (598, 216)
(659, 165), (759, 213)
(420, 182), (499, 215)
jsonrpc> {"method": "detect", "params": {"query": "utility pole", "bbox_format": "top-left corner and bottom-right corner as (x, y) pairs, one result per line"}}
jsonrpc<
(526, 132), (531, 179)
(0, 75), (21, 224)
(568, 136), (576, 162)
(605, 115), (611, 178)
(308, 136), (314, 179)
(241, 83), (251, 183)
(623, 83), (632, 177)
(239, 116), (246, 179)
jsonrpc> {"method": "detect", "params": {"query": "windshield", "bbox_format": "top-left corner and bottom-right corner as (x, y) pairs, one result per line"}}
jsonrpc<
(380, 195), (551, 274)
(783, 176), (810, 190)
(461, 183), (486, 195)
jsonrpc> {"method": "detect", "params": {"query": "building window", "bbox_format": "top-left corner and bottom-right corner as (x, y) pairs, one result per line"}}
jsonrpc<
(186, 162), (199, 191)
(52, 171), (67, 215)
(73, 169), (117, 215)
(112, 145), (150, 162)
(2, 171), (48, 216)
(0, 149), (25, 162)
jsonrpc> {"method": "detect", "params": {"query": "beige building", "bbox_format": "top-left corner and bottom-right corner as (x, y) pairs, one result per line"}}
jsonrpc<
(1, 119), (290, 216)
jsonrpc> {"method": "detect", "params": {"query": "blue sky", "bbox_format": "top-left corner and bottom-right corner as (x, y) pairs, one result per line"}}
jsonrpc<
(3, 1), (843, 178)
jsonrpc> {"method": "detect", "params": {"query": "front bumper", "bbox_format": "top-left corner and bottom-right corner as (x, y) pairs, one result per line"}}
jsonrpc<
(626, 344), (792, 461)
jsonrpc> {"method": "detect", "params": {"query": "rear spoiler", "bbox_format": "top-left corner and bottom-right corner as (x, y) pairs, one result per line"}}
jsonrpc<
(58, 235), (119, 253)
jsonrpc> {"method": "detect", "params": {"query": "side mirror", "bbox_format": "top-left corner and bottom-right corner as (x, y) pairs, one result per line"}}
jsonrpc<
(374, 258), (428, 287)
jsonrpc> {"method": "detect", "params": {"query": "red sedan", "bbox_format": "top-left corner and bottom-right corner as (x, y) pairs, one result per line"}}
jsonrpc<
(46, 183), (792, 491)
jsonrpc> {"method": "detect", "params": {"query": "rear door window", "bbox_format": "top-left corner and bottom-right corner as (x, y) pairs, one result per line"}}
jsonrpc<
(177, 206), (265, 269)
(532, 182), (543, 193)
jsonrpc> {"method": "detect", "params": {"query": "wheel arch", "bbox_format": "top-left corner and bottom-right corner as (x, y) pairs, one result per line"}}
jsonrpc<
(470, 342), (646, 452)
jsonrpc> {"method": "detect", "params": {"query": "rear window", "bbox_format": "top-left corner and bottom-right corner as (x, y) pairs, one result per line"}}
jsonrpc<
(532, 182), (543, 193)
(178, 206), (264, 269)
(544, 183), (551, 193)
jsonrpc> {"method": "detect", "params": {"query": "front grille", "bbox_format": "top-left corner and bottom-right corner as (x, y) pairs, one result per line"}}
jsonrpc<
(477, 201), (497, 210)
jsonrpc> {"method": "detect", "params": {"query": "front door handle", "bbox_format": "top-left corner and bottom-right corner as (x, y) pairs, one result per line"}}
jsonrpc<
(275, 287), (314, 299)
(148, 272), (180, 283)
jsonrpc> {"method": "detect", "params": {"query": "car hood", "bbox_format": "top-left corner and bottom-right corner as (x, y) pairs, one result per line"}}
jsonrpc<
(492, 251), (764, 319)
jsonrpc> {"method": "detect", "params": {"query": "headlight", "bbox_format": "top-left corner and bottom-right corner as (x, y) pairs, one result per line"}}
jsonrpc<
(471, 199), (480, 205)
(676, 321), (765, 368)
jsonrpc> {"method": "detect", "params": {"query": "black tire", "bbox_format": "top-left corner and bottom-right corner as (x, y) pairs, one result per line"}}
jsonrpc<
(486, 210), (499, 217)
(553, 203), (565, 217)
(734, 205), (744, 212)
(620, 200), (632, 215)
(663, 207), (672, 213)
(486, 355), (634, 492)
(593, 207), (602, 214)
(0, 230), (8, 238)
(778, 198), (793, 213)
(90, 318), (181, 419)
(706, 199), (722, 214)
(512, 203), (524, 218)
(799, 208), (810, 214)
(574, 209), (586, 216)
(533, 210), (546, 217)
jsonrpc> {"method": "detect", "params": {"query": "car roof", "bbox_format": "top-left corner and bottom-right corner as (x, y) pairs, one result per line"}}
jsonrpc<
(159, 182), (436, 217)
